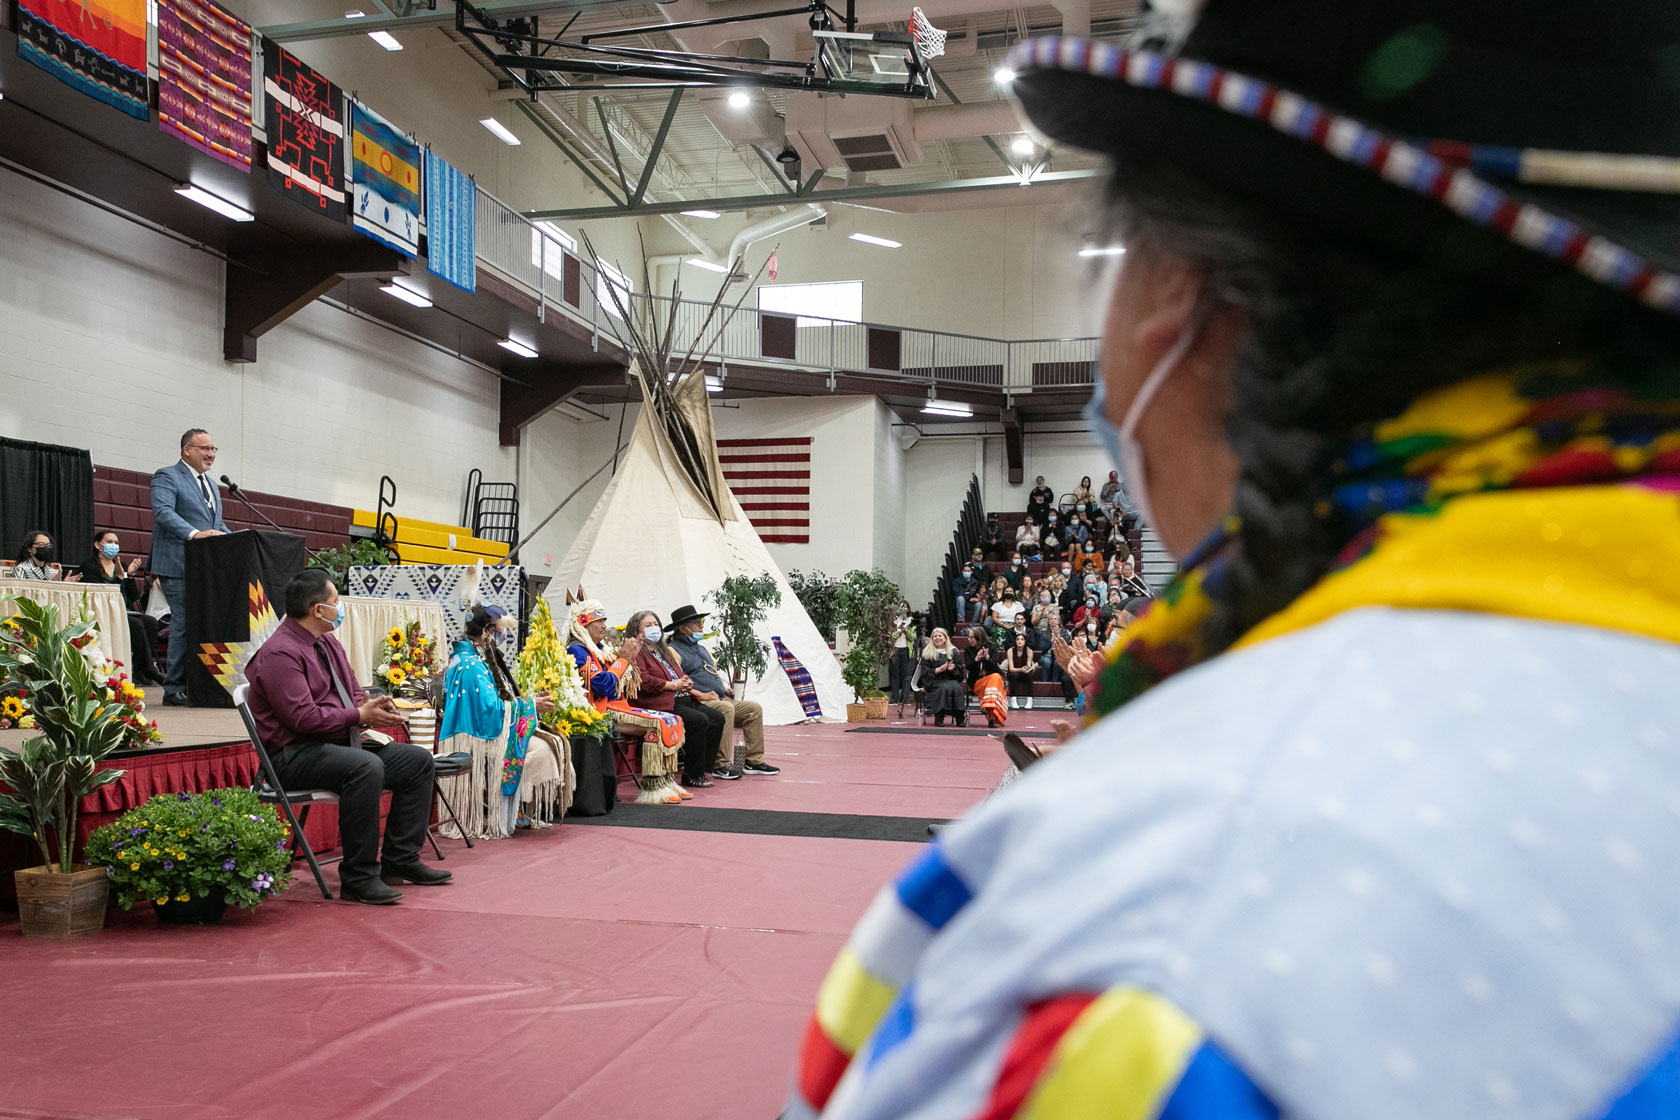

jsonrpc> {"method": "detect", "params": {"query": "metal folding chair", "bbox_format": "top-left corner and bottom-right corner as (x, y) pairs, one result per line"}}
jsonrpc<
(231, 683), (339, 900)
(424, 676), (475, 855)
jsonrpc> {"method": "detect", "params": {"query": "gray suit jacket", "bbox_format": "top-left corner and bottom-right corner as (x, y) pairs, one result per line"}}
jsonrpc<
(149, 460), (229, 577)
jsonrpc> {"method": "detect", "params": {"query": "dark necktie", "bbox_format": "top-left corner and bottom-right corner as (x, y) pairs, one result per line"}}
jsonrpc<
(316, 643), (362, 748)
(197, 474), (214, 511)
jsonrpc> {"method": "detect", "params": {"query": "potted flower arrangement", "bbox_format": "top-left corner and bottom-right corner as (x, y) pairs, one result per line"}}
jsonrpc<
(376, 619), (441, 745)
(85, 787), (294, 923)
(0, 598), (131, 938)
(518, 598), (611, 741)
(834, 569), (902, 721)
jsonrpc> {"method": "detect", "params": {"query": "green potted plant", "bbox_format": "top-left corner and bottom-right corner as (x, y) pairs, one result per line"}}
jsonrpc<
(834, 569), (902, 721)
(705, 573), (782, 694)
(308, 538), (397, 593)
(0, 597), (130, 938)
(786, 569), (839, 643)
(86, 788), (294, 923)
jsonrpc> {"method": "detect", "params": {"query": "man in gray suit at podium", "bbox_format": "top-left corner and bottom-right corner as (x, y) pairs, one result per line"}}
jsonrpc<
(151, 429), (230, 706)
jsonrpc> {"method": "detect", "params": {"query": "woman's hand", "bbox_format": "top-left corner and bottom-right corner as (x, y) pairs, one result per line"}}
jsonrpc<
(126, 557), (144, 575)
(534, 691), (558, 714)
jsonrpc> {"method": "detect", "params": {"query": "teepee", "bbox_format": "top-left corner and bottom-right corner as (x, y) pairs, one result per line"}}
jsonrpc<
(548, 237), (847, 725)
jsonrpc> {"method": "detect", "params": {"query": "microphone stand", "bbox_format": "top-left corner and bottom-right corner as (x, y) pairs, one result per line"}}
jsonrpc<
(219, 476), (328, 565)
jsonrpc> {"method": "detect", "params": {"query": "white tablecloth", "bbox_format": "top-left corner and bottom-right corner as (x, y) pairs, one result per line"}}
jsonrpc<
(330, 596), (448, 687)
(0, 579), (133, 673)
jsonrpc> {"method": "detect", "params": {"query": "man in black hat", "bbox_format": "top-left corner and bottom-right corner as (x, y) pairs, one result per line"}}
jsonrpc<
(666, 604), (778, 779)
(793, 2), (1680, 1117)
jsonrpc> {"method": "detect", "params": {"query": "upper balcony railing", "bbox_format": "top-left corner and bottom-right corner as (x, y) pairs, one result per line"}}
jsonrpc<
(472, 186), (1099, 395)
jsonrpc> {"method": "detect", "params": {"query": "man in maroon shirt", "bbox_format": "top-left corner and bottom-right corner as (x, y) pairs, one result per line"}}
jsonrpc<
(246, 569), (447, 904)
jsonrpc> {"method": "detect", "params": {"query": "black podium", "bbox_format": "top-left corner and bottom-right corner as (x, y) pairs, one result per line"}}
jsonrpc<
(184, 530), (308, 708)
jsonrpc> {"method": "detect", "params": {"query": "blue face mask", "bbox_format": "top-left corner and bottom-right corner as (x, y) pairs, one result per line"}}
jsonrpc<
(101, 542), (120, 558)
(319, 601), (345, 630)
(643, 625), (663, 643)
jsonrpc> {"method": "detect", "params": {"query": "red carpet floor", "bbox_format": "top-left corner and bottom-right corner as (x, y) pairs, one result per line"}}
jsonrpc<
(0, 713), (1042, 1120)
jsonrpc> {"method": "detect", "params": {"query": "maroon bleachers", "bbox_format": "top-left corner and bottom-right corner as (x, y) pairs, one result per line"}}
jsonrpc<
(93, 465), (353, 558)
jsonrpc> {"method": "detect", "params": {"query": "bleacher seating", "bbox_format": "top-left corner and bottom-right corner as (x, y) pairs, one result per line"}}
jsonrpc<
(94, 465), (353, 557)
(350, 509), (510, 566)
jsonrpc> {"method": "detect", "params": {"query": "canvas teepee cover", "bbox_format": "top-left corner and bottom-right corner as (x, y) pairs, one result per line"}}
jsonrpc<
(551, 370), (847, 725)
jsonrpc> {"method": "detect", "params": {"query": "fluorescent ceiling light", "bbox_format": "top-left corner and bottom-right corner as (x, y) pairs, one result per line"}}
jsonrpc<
(1010, 135), (1036, 156)
(479, 117), (521, 146)
(727, 90), (751, 109)
(379, 282), (432, 308)
(497, 338), (538, 358)
(849, 232), (901, 249)
(994, 67), (1017, 84)
(368, 29), (402, 50)
(174, 185), (253, 222)
(686, 257), (730, 273)
(705, 375), (724, 394)
(921, 402), (973, 418)
(1078, 245), (1127, 257)
(344, 8), (364, 15)
(681, 209), (721, 219)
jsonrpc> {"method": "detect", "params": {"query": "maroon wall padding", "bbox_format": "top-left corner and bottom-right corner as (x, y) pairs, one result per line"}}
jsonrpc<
(93, 464), (354, 559)
(761, 313), (797, 360)
(563, 253), (581, 307)
(866, 327), (901, 372)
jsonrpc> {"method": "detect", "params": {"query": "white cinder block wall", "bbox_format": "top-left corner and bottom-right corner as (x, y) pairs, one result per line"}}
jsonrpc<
(0, 173), (513, 523)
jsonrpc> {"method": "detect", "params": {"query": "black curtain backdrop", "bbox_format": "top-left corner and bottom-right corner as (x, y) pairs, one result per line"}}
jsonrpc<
(0, 438), (94, 566)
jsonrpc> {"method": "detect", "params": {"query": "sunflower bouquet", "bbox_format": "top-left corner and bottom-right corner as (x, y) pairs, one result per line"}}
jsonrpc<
(0, 689), (33, 732)
(375, 620), (439, 700)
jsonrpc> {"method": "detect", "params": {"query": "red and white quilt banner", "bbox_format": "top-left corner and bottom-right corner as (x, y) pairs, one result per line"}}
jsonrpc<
(719, 437), (811, 544)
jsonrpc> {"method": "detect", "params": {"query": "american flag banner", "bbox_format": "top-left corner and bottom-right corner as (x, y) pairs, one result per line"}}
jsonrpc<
(719, 437), (810, 544)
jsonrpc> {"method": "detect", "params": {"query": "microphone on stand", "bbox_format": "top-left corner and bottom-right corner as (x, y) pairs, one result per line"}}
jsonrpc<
(220, 475), (327, 564)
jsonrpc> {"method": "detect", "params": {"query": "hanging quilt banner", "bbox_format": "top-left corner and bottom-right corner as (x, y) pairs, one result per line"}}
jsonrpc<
(350, 99), (420, 256)
(260, 38), (347, 222)
(15, 0), (149, 121)
(424, 149), (476, 292)
(157, 0), (254, 170)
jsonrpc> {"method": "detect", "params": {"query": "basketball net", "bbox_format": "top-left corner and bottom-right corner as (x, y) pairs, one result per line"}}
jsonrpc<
(911, 7), (947, 59)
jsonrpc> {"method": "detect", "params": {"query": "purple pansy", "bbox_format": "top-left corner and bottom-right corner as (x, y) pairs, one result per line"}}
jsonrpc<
(162, 860), (174, 870)
(251, 872), (274, 891)
(222, 858), (237, 871)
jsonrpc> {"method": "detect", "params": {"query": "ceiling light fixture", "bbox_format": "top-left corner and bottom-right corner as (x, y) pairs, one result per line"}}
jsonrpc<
(1010, 135), (1036, 156)
(1078, 245), (1127, 257)
(921, 401), (974, 418)
(849, 232), (901, 249)
(368, 29), (402, 50)
(479, 117), (521, 146)
(174, 185), (253, 222)
(379, 282), (432, 308)
(727, 90), (751, 109)
(497, 338), (538, 358)
(681, 209), (721, 219)
(686, 258), (730, 273)
(994, 66), (1017, 84)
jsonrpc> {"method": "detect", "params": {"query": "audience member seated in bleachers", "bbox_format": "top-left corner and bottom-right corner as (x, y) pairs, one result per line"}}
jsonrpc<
(952, 562), (983, 625)
(1003, 553), (1027, 593)
(1014, 517), (1041, 559)
(1040, 510), (1066, 561)
(627, 609), (721, 791)
(920, 628), (967, 727)
(982, 516), (1008, 562)
(1072, 475), (1097, 505)
(11, 530), (62, 580)
(245, 568), (443, 906)
(1116, 558), (1152, 598)
(1004, 632), (1039, 710)
(1020, 574), (1036, 608)
(76, 530), (162, 685)
(1056, 562), (1082, 614)
(969, 545), (989, 578)
(1027, 475), (1054, 526)
(888, 603), (916, 706)
(1037, 608), (1076, 708)
(966, 628), (1008, 727)
(990, 586), (1025, 634)
(1077, 540), (1104, 572)
(1031, 587), (1059, 632)
(1071, 592), (1103, 632)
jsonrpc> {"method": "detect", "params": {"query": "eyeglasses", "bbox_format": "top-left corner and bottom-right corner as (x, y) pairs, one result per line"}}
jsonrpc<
(189, 445), (218, 453)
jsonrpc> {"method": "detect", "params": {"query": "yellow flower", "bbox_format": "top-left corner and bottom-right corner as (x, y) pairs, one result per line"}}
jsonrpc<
(0, 697), (23, 719)
(402, 662), (414, 675)
(389, 627), (405, 645)
(130, 863), (140, 871)
(386, 666), (407, 686)
(156, 896), (168, 905)
(177, 893), (190, 902)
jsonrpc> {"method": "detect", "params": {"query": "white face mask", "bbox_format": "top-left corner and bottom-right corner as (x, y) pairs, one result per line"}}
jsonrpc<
(1084, 307), (1210, 532)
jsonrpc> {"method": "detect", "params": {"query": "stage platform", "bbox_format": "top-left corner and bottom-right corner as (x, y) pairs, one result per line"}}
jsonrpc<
(0, 705), (251, 754)
(0, 712), (1029, 1120)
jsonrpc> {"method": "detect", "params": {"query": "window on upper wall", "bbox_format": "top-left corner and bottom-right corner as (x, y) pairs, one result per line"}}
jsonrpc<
(597, 260), (633, 319)
(758, 280), (863, 328)
(530, 220), (576, 282)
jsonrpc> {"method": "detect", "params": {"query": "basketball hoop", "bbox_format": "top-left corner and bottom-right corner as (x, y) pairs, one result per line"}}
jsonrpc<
(910, 6), (947, 59)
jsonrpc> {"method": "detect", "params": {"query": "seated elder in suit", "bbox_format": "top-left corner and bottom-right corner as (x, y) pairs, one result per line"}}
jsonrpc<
(150, 429), (230, 705)
(245, 569), (446, 906)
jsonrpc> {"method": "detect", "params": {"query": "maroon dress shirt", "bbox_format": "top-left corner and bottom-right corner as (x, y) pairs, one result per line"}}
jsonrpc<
(246, 617), (365, 750)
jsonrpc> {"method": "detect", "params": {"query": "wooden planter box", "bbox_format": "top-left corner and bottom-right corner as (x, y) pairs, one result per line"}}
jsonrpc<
(15, 865), (109, 939)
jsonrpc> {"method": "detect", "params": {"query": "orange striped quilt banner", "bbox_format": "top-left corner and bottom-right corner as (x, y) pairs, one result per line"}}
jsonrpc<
(719, 437), (811, 544)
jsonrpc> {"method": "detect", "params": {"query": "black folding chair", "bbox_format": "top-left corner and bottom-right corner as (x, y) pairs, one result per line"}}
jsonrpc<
(424, 676), (475, 854)
(231, 683), (339, 900)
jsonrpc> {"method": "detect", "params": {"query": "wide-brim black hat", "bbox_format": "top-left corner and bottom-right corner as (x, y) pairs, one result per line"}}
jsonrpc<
(665, 604), (708, 630)
(1006, 0), (1680, 321)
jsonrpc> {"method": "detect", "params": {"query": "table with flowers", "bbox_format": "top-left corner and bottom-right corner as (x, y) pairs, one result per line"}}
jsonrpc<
(0, 579), (133, 677)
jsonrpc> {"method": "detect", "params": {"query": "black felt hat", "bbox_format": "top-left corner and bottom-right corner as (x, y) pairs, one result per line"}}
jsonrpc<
(1006, 0), (1680, 319)
(665, 604), (708, 630)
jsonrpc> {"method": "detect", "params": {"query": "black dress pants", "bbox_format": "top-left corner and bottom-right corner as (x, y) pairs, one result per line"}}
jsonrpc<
(888, 647), (911, 703)
(127, 611), (161, 683)
(672, 694), (724, 781)
(1008, 670), (1036, 698)
(273, 740), (435, 889)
